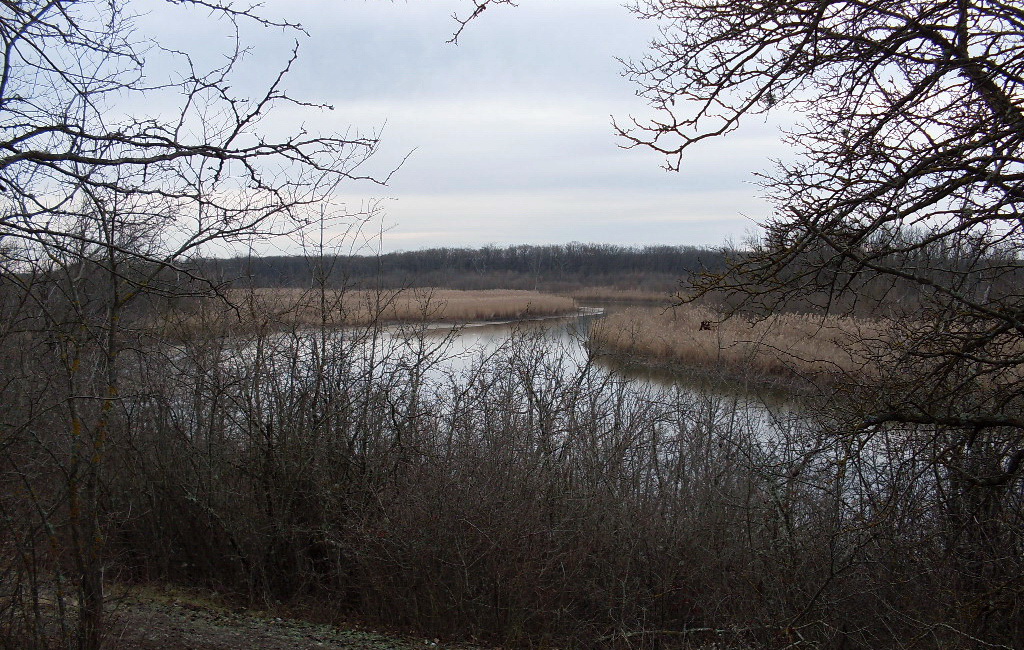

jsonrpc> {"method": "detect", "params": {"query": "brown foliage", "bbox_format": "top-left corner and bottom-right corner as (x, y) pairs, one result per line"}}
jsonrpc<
(589, 304), (882, 382)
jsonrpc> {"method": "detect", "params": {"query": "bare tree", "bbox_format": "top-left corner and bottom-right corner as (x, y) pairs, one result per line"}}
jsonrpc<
(0, 2), (384, 648)
(454, 0), (1024, 644)
(616, 0), (1024, 428)
(1, 1), (383, 264)
(609, 1), (1024, 645)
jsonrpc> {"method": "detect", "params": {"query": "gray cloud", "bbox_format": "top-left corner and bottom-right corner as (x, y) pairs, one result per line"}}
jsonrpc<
(139, 0), (790, 252)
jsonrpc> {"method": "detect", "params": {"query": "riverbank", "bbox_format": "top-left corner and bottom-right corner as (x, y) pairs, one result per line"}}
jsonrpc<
(160, 288), (579, 337)
(565, 286), (673, 304)
(588, 304), (880, 386)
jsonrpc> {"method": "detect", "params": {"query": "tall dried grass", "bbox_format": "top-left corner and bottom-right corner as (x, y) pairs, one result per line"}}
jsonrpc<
(162, 288), (577, 336)
(567, 286), (671, 303)
(589, 304), (882, 381)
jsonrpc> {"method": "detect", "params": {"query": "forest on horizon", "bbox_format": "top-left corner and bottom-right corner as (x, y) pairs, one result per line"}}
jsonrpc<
(195, 243), (728, 292)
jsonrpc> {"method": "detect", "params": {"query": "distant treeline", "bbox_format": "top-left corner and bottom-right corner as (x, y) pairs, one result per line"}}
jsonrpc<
(196, 244), (729, 292)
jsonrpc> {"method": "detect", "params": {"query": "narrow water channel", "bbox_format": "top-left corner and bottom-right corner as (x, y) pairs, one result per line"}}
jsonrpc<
(403, 304), (801, 440)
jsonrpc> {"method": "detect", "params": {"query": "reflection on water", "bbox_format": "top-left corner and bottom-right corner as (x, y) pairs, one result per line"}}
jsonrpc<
(214, 302), (806, 444)
(415, 307), (603, 377)
(401, 305), (801, 439)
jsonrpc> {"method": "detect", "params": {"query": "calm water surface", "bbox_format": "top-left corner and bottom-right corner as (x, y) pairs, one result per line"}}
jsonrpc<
(399, 304), (801, 438)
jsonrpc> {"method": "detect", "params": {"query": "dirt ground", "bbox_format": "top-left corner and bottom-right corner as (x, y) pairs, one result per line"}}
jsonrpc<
(105, 589), (479, 650)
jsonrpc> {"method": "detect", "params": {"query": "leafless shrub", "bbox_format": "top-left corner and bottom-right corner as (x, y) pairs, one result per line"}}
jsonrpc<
(0, 274), (1012, 648)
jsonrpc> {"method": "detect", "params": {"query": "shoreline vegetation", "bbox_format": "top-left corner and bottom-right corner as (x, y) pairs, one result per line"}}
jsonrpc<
(565, 286), (672, 303)
(161, 286), (874, 388)
(160, 288), (580, 336)
(588, 304), (880, 386)
(11, 262), (993, 648)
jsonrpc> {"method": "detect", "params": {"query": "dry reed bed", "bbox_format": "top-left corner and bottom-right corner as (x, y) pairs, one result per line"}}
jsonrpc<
(590, 304), (882, 380)
(567, 286), (672, 303)
(170, 288), (577, 332)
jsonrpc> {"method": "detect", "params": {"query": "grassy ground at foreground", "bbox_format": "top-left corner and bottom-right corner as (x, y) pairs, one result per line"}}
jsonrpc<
(106, 585), (485, 650)
(589, 304), (880, 383)
(164, 288), (578, 334)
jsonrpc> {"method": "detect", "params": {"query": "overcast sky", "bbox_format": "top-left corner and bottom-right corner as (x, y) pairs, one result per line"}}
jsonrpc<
(142, 0), (790, 254)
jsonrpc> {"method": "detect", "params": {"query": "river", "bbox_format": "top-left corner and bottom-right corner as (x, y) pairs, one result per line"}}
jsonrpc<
(388, 304), (802, 440)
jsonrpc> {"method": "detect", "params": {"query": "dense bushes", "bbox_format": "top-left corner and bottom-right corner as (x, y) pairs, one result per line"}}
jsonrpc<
(2, 292), (1022, 648)
(111, 324), (802, 645)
